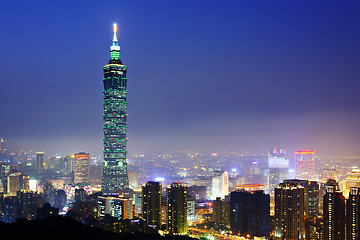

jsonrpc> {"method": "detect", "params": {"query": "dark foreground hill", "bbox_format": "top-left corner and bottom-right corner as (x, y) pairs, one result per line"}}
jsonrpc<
(0, 216), (195, 240)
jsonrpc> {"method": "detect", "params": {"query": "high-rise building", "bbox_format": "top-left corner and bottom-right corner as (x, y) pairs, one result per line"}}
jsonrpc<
(308, 181), (319, 220)
(268, 148), (288, 195)
(63, 155), (74, 174)
(166, 182), (188, 235)
(187, 196), (195, 221)
(283, 179), (311, 219)
(340, 169), (360, 198)
(97, 195), (133, 220)
(101, 23), (129, 195)
(7, 172), (29, 196)
(0, 162), (10, 193)
(230, 190), (270, 238)
(17, 190), (43, 220)
(74, 152), (89, 184)
(323, 183), (345, 240)
(36, 152), (45, 173)
(75, 188), (87, 203)
(319, 169), (340, 182)
(0, 138), (7, 161)
(0, 138), (5, 152)
(347, 187), (360, 240)
(212, 197), (230, 228)
(274, 182), (306, 239)
(211, 171), (229, 200)
(142, 181), (161, 228)
(295, 150), (315, 179)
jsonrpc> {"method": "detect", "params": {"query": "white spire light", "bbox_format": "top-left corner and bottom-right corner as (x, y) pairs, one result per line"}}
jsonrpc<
(113, 23), (118, 43)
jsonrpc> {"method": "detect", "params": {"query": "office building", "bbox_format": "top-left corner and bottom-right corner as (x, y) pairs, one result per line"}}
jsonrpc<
(319, 169), (340, 182)
(0, 138), (5, 153)
(283, 179), (311, 218)
(212, 197), (230, 228)
(230, 190), (270, 238)
(7, 172), (29, 196)
(142, 181), (161, 228)
(247, 161), (262, 184)
(308, 181), (319, 220)
(323, 183), (345, 240)
(63, 155), (74, 174)
(36, 152), (45, 173)
(97, 195), (133, 220)
(102, 23), (129, 195)
(211, 171), (229, 200)
(268, 148), (288, 195)
(274, 182), (306, 239)
(74, 152), (90, 184)
(295, 150), (315, 179)
(187, 196), (195, 221)
(17, 190), (43, 220)
(0, 162), (10, 193)
(75, 188), (87, 203)
(166, 182), (187, 235)
(339, 169), (360, 198)
(347, 187), (360, 240)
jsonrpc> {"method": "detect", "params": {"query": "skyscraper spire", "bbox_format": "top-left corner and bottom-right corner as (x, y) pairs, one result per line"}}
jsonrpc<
(113, 23), (118, 44)
(110, 23), (120, 61)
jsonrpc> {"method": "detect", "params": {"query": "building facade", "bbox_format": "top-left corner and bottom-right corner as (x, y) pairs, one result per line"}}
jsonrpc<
(211, 171), (229, 200)
(74, 152), (90, 184)
(36, 152), (45, 173)
(347, 187), (360, 240)
(98, 195), (133, 220)
(323, 184), (345, 240)
(274, 182), (306, 239)
(102, 24), (129, 195)
(7, 172), (29, 196)
(340, 169), (360, 198)
(63, 155), (74, 174)
(308, 180), (319, 220)
(230, 190), (270, 238)
(166, 182), (188, 235)
(142, 181), (161, 228)
(295, 150), (315, 179)
(212, 197), (230, 228)
(268, 148), (288, 195)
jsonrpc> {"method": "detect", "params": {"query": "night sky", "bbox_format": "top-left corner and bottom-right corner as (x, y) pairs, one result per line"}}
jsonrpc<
(1, 1), (360, 156)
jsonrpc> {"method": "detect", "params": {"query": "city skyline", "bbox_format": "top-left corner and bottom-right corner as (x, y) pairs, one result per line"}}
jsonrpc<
(1, 2), (360, 238)
(1, 1), (360, 157)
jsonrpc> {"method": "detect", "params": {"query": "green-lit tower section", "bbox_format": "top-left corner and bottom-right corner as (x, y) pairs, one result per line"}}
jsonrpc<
(102, 24), (129, 195)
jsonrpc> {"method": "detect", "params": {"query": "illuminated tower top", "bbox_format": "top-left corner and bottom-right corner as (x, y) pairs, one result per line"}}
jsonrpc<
(110, 23), (121, 62)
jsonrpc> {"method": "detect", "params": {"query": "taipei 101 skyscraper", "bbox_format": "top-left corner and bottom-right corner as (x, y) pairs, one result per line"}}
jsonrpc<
(101, 24), (129, 195)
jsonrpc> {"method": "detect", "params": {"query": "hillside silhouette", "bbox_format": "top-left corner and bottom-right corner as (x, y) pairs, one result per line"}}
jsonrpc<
(0, 216), (195, 240)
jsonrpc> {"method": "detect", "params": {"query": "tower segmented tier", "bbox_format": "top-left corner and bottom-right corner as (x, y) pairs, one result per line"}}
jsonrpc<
(102, 24), (129, 195)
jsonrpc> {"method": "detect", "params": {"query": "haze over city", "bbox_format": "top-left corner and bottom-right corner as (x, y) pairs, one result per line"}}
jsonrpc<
(3, 1), (360, 239)
(1, 1), (360, 156)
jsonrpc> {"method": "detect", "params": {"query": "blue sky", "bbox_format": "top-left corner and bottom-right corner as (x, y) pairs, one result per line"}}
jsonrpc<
(0, 1), (360, 156)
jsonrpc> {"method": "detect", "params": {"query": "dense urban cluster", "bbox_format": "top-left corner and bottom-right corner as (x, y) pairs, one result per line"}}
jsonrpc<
(0, 139), (360, 239)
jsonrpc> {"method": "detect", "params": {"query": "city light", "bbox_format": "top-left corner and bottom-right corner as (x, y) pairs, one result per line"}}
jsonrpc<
(0, 2), (359, 239)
